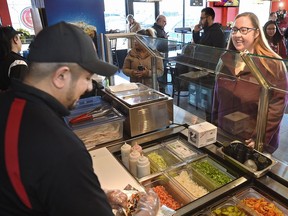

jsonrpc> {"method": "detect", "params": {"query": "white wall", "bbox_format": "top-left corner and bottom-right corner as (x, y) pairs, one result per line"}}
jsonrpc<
(239, 0), (271, 27)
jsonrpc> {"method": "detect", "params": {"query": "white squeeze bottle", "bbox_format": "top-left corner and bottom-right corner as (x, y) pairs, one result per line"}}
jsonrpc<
(121, 142), (131, 169)
(129, 150), (141, 177)
(137, 155), (150, 178)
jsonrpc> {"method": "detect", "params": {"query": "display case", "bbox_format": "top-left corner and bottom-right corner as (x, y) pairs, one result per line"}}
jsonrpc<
(98, 34), (288, 215)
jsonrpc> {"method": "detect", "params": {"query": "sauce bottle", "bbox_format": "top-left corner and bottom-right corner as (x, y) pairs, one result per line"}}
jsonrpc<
(129, 150), (141, 177)
(137, 155), (150, 178)
(121, 142), (131, 169)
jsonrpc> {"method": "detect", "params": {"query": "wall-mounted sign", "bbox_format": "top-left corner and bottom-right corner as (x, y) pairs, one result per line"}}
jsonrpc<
(21, 7), (33, 29)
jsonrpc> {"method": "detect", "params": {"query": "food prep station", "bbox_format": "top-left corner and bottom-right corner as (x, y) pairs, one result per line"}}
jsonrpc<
(67, 34), (288, 214)
(67, 88), (288, 215)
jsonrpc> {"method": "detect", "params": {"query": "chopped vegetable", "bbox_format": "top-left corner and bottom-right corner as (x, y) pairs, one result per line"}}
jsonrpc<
(189, 160), (232, 186)
(152, 185), (181, 210)
(241, 197), (284, 216)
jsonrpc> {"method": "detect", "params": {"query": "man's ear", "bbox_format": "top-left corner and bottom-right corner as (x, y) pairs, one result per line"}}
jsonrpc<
(52, 66), (71, 89)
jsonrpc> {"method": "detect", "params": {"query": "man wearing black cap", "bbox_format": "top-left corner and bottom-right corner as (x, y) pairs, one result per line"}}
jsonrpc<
(0, 26), (28, 91)
(0, 22), (159, 216)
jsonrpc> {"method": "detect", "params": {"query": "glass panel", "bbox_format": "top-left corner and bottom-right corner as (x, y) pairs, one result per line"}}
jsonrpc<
(106, 33), (288, 162)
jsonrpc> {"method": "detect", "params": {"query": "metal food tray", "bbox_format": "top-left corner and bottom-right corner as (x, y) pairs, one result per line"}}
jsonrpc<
(235, 187), (288, 216)
(186, 155), (236, 191)
(166, 165), (211, 199)
(162, 137), (203, 161)
(217, 147), (276, 178)
(208, 197), (253, 216)
(143, 145), (183, 173)
(140, 174), (193, 210)
(105, 83), (168, 107)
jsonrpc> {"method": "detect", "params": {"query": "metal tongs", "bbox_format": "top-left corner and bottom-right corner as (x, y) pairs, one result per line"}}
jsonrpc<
(69, 105), (112, 124)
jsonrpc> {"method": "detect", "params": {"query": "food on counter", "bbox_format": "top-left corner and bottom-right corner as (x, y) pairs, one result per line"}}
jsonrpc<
(212, 205), (247, 216)
(173, 171), (208, 198)
(75, 122), (121, 147)
(241, 197), (284, 216)
(147, 152), (167, 169)
(152, 185), (181, 210)
(189, 160), (232, 186)
(127, 192), (141, 215)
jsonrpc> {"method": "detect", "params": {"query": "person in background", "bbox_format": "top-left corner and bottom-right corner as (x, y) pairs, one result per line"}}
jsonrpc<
(193, 7), (226, 48)
(122, 29), (164, 89)
(0, 26), (28, 91)
(0, 22), (159, 216)
(213, 12), (287, 154)
(263, 20), (287, 59)
(126, 14), (141, 33)
(269, 12), (278, 22)
(152, 14), (168, 39)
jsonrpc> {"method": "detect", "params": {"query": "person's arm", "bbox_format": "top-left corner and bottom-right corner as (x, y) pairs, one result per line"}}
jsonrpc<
(192, 29), (201, 44)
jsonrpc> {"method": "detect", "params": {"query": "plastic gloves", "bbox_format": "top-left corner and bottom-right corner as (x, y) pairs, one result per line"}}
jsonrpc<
(134, 189), (160, 216)
(105, 189), (128, 209)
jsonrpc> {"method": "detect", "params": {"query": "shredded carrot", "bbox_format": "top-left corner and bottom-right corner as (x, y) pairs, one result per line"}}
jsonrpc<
(241, 197), (284, 216)
(152, 185), (182, 210)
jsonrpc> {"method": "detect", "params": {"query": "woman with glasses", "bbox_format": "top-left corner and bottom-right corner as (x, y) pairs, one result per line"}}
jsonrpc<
(263, 20), (287, 59)
(213, 12), (287, 154)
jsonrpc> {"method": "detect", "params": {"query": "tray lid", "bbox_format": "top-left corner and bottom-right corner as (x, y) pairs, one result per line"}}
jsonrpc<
(105, 83), (169, 107)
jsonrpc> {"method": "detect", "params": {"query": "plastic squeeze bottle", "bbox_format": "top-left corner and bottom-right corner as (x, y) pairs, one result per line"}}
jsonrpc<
(131, 143), (142, 155)
(137, 155), (150, 178)
(121, 142), (131, 169)
(129, 150), (141, 177)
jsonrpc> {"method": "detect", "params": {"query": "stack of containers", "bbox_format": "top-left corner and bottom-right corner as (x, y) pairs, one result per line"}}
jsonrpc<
(65, 96), (125, 148)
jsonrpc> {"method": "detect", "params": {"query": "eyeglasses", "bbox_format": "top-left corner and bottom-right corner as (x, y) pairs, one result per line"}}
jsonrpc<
(266, 28), (276, 31)
(231, 27), (258, 35)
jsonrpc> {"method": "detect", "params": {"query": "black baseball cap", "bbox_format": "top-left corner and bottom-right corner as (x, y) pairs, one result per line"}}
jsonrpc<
(0, 26), (23, 40)
(28, 22), (117, 77)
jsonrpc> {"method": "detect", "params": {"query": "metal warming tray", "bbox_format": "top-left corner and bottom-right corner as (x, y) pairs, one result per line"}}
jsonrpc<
(104, 83), (173, 137)
(218, 141), (276, 178)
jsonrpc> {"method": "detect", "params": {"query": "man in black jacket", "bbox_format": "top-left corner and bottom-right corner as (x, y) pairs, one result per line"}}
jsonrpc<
(152, 14), (168, 39)
(193, 7), (226, 48)
(0, 22), (159, 216)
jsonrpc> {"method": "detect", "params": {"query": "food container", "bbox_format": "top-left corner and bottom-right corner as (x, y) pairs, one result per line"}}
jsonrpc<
(186, 156), (235, 191)
(69, 96), (108, 116)
(209, 197), (251, 216)
(143, 145), (182, 173)
(166, 165), (210, 199)
(218, 141), (276, 178)
(104, 83), (173, 137)
(140, 174), (193, 210)
(163, 137), (202, 161)
(66, 105), (125, 148)
(235, 187), (288, 216)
